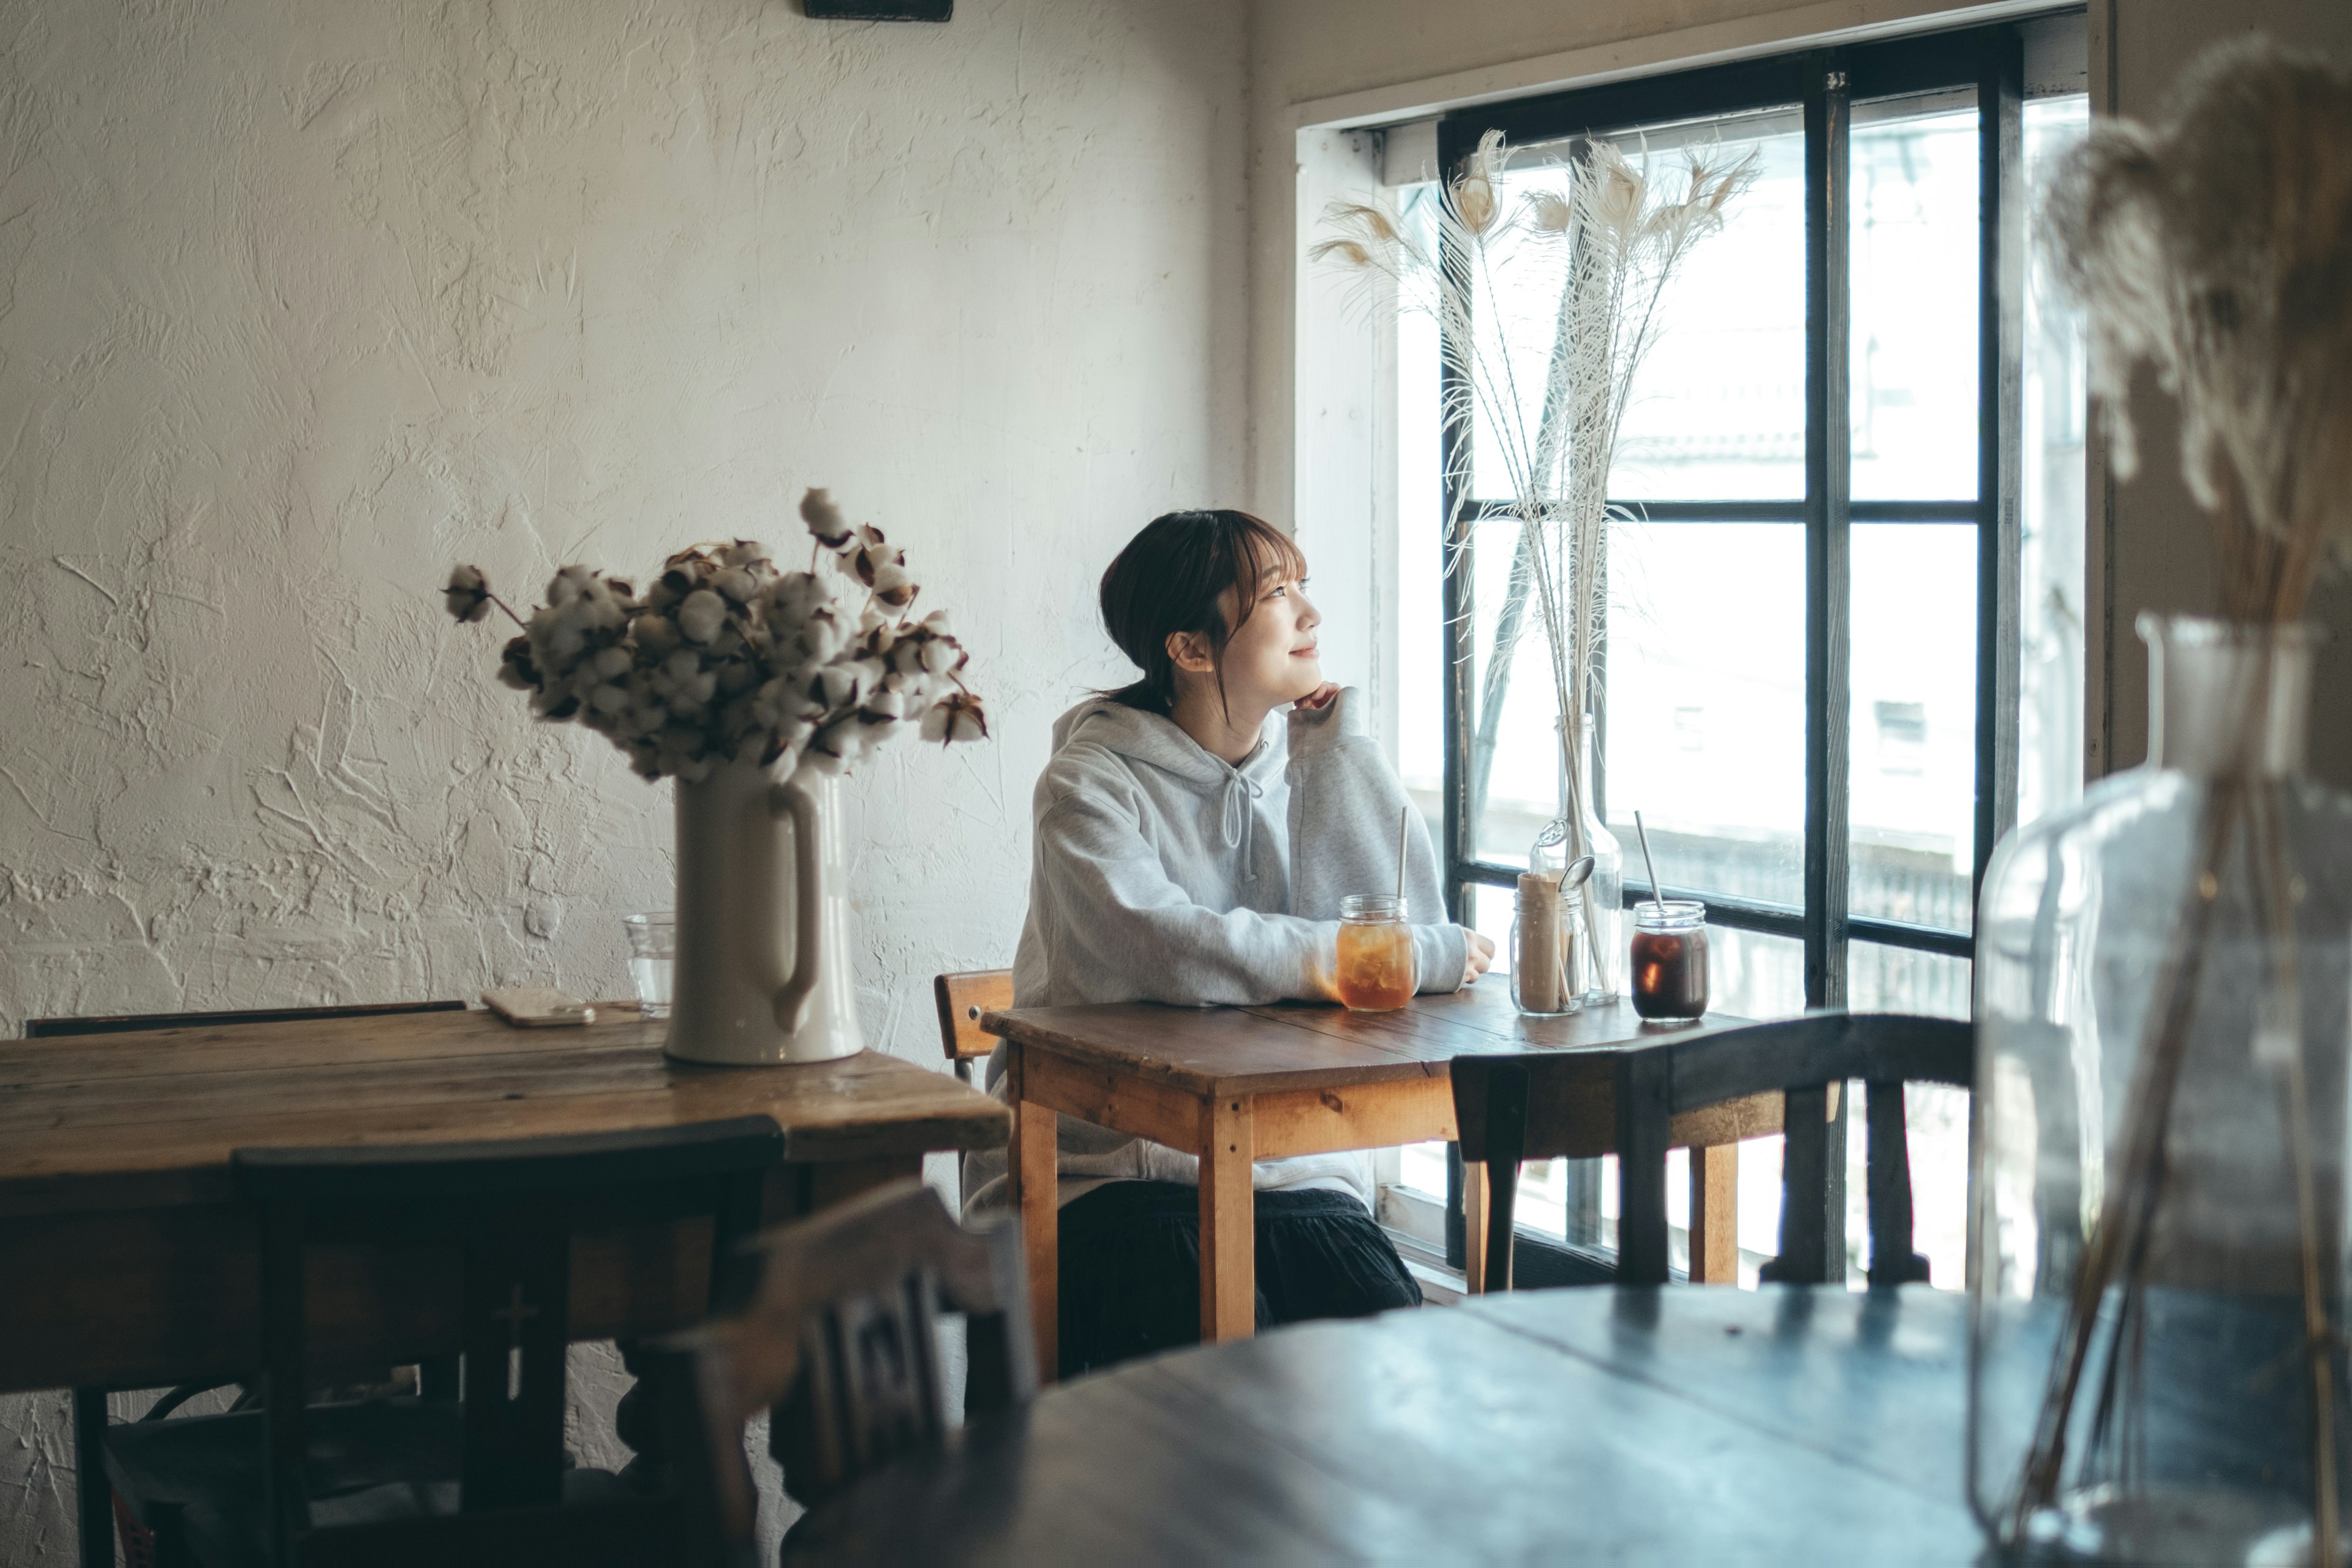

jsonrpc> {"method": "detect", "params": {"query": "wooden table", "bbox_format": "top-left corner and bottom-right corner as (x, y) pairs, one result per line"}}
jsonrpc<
(783, 1283), (1983, 1564)
(0, 1005), (1011, 1395)
(986, 984), (1774, 1373)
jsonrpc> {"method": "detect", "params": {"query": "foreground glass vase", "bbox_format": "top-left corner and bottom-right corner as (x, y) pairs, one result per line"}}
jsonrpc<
(1970, 616), (2352, 1564)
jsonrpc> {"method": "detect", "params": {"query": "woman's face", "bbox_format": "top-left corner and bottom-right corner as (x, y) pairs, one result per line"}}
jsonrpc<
(1213, 562), (1322, 709)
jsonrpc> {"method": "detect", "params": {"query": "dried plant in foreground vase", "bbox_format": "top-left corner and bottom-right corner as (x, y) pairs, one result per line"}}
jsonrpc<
(1316, 130), (1754, 997)
(1969, 38), (2352, 1566)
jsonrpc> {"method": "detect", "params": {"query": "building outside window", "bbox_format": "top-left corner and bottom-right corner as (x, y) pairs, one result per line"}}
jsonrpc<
(1372, 15), (2089, 1287)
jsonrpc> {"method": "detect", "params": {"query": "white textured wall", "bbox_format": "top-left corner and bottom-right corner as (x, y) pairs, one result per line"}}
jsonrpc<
(0, 0), (1245, 1558)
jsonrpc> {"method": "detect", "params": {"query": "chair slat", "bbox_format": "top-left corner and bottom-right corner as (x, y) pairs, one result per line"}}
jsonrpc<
(1456, 1011), (1974, 1293)
(932, 970), (1013, 1083)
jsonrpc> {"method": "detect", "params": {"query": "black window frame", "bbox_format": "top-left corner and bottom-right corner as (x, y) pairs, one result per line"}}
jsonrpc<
(1428, 17), (2055, 1276)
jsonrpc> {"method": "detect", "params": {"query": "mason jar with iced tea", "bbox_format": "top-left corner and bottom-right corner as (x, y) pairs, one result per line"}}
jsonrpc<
(1335, 894), (1415, 1012)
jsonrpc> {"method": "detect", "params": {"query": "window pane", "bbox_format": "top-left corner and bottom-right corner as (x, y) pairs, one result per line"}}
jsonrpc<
(1849, 522), (1976, 930)
(1600, 521), (1806, 905)
(1607, 110), (1807, 503)
(1850, 91), (1981, 502)
(2019, 95), (2090, 828)
(1466, 108), (1807, 504)
(1459, 515), (1570, 869)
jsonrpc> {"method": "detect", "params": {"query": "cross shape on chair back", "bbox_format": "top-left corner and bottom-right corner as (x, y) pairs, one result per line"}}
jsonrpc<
(1454, 1012), (1973, 1291)
(231, 1116), (782, 1562)
(664, 1178), (1034, 1559)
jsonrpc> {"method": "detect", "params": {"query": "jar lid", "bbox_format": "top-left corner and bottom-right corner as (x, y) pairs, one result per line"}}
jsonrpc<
(1340, 894), (1407, 921)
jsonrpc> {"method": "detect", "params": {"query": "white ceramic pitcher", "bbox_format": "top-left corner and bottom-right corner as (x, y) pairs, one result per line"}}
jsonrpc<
(662, 761), (865, 1066)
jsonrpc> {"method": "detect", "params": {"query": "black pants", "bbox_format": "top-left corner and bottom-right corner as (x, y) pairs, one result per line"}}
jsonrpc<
(1055, 1180), (1422, 1379)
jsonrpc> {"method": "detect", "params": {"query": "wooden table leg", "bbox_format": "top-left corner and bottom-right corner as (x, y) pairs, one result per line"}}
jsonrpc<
(1009, 1047), (1060, 1382)
(1462, 1159), (1490, 1295)
(1199, 1095), (1254, 1341)
(1689, 1142), (1740, 1284)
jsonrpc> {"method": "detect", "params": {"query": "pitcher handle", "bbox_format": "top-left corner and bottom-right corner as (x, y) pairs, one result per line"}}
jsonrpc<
(769, 778), (823, 1034)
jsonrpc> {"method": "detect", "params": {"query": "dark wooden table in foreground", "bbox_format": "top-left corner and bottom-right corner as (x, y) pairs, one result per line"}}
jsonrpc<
(785, 1284), (1982, 1565)
(0, 1005), (1009, 1394)
(985, 983), (1769, 1373)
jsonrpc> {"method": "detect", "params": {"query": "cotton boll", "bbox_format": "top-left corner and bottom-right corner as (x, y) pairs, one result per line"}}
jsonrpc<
(865, 559), (918, 609)
(722, 540), (769, 570)
(800, 608), (848, 663)
(801, 489), (854, 552)
(678, 590), (726, 644)
(590, 684), (631, 715)
(712, 566), (757, 604)
(444, 564), (492, 623)
(675, 755), (714, 785)
(593, 646), (633, 680)
(865, 688), (907, 721)
(815, 665), (859, 710)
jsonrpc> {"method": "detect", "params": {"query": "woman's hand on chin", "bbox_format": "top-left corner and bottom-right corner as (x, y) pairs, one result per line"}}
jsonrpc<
(1292, 682), (1340, 712)
(1461, 930), (1496, 986)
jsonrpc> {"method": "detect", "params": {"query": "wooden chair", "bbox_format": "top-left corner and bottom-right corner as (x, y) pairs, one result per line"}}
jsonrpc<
(1453, 1012), (1973, 1291)
(100, 1116), (783, 1567)
(930, 970), (1012, 1085)
(26, 998), (464, 1568)
(663, 1178), (1034, 1560)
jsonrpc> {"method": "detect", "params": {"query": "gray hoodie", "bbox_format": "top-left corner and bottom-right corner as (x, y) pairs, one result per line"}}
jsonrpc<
(962, 687), (1469, 1216)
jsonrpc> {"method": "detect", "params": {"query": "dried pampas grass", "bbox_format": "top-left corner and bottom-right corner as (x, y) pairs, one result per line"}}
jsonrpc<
(2045, 36), (2352, 620)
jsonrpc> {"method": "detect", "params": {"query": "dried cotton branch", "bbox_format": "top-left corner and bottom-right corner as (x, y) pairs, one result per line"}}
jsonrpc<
(442, 490), (987, 784)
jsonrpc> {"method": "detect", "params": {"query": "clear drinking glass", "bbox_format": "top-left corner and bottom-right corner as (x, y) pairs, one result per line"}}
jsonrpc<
(1335, 894), (1415, 1012)
(623, 912), (675, 1019)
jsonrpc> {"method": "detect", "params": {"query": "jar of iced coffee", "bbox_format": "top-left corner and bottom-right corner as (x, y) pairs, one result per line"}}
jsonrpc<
(1630, 900), (1709, 1022)
(1335, 895), (1415, 1012)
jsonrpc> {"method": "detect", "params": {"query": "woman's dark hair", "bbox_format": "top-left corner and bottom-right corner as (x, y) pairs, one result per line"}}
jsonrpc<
(1098, 510), (1306, 717)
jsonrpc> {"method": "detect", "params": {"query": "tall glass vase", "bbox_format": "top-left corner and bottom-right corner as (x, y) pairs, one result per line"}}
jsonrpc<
(1562, 714), (1622, 1001)
(1970, 616), (2352, 1564)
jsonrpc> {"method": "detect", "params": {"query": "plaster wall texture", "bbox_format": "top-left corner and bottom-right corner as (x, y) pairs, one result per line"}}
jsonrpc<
(0, 0), (1244, 1558)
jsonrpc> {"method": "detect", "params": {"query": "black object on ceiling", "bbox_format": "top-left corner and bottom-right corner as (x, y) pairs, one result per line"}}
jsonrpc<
(805, 0), (951, 18)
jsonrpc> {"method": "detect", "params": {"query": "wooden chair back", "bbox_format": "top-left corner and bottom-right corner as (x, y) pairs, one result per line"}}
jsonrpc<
(29, 997), (466, 1568)
(664, 1178), (1034, 1557)
(1454, 1012), (1972, 1291)
(231, 1117), (783, 1564)
(931, 970), (1012, 1084)
(26, 998), (465, 1038)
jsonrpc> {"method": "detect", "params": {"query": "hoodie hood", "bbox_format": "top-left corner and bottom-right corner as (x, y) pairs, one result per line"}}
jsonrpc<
(1049, 696), (1284, 790)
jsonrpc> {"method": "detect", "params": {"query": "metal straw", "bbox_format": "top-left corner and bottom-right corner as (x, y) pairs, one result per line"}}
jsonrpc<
(1634, 810), (1665, 916)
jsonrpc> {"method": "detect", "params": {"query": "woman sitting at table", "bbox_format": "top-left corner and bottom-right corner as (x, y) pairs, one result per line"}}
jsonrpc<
(963, 508), (1494, 1376)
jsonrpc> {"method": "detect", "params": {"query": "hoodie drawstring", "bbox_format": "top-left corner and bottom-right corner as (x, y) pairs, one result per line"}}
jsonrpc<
(1221, 771), (1265, 880)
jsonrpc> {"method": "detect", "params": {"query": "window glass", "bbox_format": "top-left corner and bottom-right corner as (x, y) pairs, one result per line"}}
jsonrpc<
(1850, 91), (1981, 502)
(1848, 522), (1977, 930)
(2019, 96), (2091, 827)
(1608, 111), (1807, 503)
(1466, 109), (1806, 505)
(1602, 521), (1807, 905)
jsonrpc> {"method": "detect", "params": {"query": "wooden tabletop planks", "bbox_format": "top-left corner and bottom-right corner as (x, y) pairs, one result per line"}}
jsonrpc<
(783, 1286), (1983, 1566)
(985, 983), (1752, 1097)
(0, 1006), (1009, 1217)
